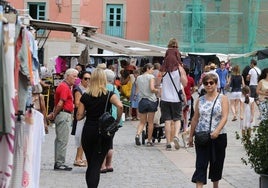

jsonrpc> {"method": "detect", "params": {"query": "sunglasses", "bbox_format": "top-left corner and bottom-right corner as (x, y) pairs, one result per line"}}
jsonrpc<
(203, 81), (215, 86)
(83, 77), (90, 81)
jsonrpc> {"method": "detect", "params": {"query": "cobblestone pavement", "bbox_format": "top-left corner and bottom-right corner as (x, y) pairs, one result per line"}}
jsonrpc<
(40, 112), (259, 188)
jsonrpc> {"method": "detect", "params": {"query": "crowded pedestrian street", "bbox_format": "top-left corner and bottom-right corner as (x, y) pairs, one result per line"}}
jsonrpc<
(39, 105), (259, 188)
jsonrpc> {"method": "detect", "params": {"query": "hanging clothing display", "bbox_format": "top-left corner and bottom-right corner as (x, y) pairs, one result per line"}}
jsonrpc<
(0, 2), (45, 187)
(0, 9), (16, 187)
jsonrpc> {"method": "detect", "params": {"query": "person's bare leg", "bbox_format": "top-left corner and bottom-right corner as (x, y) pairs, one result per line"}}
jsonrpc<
(75, 146), (84, 161)
(234, 99), (240, 117)
(213, 181), (219, 188)
(135, 113), (147, 145)
(165, 120), (172, 144)
(172, 120), (181, 149)
(174, 120), (181, 138)
(147, 112), (155, 142)
(230, 99), (236, 118)
(101, 156), (107, 171)
(196, 182), (203, 188)
(105, 149), (113, 169)
(136, 113), (147, 135)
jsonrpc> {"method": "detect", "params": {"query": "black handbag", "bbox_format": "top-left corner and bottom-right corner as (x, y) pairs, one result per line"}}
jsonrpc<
(194, 131), (211, 147)
(98, 91), (118, 138)
(194, 94), (219, 147)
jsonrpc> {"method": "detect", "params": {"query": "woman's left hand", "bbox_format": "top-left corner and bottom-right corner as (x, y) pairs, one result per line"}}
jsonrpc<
(211, 130), (220, 139)
(188, 136), (194, 147)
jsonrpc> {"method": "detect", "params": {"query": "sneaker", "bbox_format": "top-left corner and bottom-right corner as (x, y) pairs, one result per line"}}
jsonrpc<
(135, 135), (141, 146)
(54, 164), (72, 171)
(126, 117), (132, 121)
(166, 144), (172, 151)
(173, 136), (180, 150)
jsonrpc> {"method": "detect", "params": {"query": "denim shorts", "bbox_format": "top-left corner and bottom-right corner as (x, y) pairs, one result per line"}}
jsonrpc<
(138, 98), (158, 113)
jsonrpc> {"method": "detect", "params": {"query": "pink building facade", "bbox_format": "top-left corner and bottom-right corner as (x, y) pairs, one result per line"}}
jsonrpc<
(9, 0), (150, 64)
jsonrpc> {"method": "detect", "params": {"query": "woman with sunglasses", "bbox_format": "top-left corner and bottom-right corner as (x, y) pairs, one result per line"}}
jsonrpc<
(189, 73), (229, 188)
(72, 71), (91, 167)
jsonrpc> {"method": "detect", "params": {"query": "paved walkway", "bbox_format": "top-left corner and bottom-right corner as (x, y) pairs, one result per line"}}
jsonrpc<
(39, 114), (259, 188)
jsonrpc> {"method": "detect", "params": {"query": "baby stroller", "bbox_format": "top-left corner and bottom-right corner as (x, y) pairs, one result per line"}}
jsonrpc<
(141, 106), (165, 144)
(141, 123), (165, 145)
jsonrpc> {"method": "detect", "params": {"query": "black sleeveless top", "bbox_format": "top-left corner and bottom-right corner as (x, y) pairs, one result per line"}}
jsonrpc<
(231, 75), (242, 92)
(80, 91), (114, 124)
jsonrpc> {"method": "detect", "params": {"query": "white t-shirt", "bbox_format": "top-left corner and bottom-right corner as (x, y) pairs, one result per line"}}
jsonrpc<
(161, 70), (181, 102)
(248, 67), (261, 86)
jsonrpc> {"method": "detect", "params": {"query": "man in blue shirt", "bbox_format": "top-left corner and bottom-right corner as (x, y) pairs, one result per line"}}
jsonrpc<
(216, 61), (229, 94)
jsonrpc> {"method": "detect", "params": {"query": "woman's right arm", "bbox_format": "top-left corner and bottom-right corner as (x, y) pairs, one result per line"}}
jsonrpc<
(189, 99), (200, 147)
(241, 75), (245, 87)
(110, 94), (123, 123)
(150, 77), (159, 94)
(76, 101), (85, 121)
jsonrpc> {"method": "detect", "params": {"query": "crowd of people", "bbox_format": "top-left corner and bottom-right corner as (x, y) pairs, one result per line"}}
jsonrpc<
(41, 37), (268, 188)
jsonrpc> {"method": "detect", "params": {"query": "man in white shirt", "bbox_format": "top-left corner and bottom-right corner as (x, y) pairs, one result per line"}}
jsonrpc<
(247, 59), (261, 102)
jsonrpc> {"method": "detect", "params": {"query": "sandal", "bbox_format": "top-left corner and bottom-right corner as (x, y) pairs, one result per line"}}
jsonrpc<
(54, 164), (72, 171)
(232, 116), (237, 121)
(100, 168), (107, 173)
(106, 167), (114, 172)
(73, 160), (87, 167)
(146, 141), (154, 147)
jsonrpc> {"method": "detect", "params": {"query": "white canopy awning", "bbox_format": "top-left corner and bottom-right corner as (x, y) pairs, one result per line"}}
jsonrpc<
(76, 33), (166, 57)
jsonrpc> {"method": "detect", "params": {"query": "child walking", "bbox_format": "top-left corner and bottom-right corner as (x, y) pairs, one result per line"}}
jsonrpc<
(240, 86), (255, 137)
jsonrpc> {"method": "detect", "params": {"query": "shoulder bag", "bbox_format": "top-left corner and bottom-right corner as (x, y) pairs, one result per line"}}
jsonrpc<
(194, 94), (219, 147)
(98, 91), (118, 138)
(253, 67), (260, 80)
(168, 72), (184, 102)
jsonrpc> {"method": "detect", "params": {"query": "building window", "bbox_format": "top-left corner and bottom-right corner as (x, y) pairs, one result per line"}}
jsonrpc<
(28, 2), (46, 36)
(183, 4), (205, 43)
(105, 4), (124, 38)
